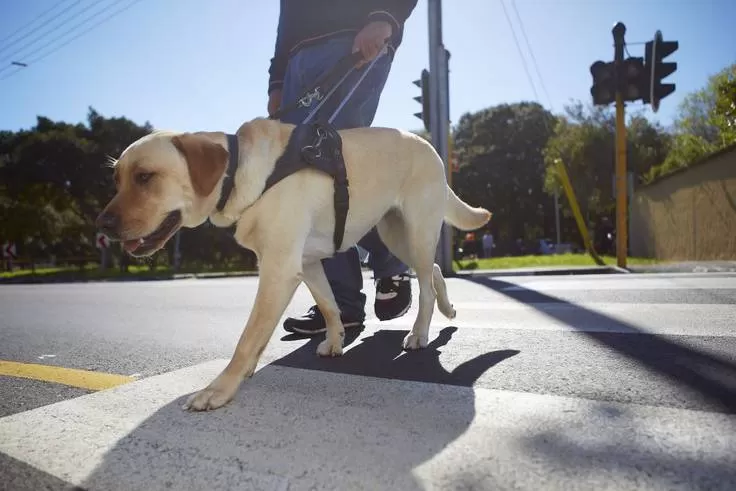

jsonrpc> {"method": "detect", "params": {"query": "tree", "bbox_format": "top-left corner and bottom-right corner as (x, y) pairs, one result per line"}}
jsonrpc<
(0, 109), (152, 259)
(452, 102), (556, 252)
(542, 101), (671, 241)
(0, 108), (260, 270)
(646, 63), (736, 182)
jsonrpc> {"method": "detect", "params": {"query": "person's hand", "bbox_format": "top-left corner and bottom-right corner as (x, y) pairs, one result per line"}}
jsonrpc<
(352, 21), (392, 67)
(268, 89), (282, 117)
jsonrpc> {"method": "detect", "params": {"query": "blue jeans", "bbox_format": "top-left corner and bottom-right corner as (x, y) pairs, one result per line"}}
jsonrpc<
(279, 35), (408, 319)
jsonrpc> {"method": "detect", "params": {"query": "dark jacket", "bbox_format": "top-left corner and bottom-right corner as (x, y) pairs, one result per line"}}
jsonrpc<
(268, 0), (418, 95)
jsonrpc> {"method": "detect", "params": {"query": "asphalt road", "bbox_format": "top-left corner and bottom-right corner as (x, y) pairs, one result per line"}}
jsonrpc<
(1, 272), (736, 490)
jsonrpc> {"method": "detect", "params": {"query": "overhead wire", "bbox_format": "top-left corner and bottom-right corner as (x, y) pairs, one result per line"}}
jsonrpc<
(0, 0), (88, 59)
(0, 0), (146, 82)
(0, 0), (120, 72)
(0, 0), (78, 47)
(509, 0), (553, 109)
(499, 0), (541, 103)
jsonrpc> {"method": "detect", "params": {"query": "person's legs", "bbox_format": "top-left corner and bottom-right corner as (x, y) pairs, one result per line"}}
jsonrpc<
(278, 36), (411, 334)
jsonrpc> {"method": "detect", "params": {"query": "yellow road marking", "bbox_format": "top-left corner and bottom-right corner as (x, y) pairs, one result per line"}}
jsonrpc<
(0, 360), (135, 391)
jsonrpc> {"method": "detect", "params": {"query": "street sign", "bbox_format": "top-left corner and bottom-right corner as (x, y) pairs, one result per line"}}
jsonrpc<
(2, 242), (17, 259)
(96, 232), (110, 250)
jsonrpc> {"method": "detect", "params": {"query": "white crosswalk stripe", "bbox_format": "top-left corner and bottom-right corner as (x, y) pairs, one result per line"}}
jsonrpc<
(2, 360), (735, 491)
(376, 302), (736, 336)
(2, 273), (736, 490)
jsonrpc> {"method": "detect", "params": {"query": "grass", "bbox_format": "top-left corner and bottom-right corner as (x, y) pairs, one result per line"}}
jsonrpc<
(454, 253), (661, 271)
(0, 263), (255, 282)
(1, 253), (661, 282)
(1, 263), (164, 279)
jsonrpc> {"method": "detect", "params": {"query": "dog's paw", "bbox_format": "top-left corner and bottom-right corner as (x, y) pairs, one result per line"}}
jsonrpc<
(317, 338), (344, 357)
(183, 383), (237, 412)
(402, 332), (429, 350)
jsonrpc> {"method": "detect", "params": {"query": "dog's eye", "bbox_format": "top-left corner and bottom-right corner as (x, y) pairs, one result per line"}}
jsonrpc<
(135, 172), (155, 185)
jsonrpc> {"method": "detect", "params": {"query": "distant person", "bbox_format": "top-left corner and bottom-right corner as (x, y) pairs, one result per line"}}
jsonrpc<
(267, 1), (419, 336)
(482, 230), (494, 258)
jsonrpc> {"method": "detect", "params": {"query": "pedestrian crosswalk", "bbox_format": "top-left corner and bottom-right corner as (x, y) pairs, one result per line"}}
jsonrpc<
(1, 273), (735, 490)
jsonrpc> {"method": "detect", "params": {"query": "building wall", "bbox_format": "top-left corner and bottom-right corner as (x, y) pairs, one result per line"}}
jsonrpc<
(630, 146), (736, 260)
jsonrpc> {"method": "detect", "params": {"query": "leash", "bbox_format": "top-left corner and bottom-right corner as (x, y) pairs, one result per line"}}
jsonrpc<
(219, 50), (387, 250)
(271, 48), (388, 124)
(218, 50), (386, 215)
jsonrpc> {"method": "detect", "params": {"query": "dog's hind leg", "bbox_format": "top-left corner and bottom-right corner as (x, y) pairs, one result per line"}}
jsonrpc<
(302, 260), (345, 357)
(377, 209), (447, 350)
(184, 255), (303, 411)
(377, 210), (456, 320)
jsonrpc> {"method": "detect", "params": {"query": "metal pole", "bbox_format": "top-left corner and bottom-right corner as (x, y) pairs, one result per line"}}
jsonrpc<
(428, 0), (453, 275)
(613, 22), (628, 268)
(627, 170), (633, 257)
(554, 187), (561, 248)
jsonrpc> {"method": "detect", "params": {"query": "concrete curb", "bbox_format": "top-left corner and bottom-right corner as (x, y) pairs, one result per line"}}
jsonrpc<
(453, 265), (627, 277)
(628, 261), (736, 274)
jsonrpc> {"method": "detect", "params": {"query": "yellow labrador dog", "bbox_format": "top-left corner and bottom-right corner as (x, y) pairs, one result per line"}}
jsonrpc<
(96, 117), (491, 411)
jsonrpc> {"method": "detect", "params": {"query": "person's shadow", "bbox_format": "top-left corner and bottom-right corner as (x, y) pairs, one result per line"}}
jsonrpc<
(65, 326), (519, 491)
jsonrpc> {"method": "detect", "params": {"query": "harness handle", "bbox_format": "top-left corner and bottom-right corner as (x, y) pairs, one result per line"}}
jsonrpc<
(270, 51), (365, 121)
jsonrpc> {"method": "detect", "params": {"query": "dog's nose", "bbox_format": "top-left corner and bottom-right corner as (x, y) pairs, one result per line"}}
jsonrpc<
(96, 211), (119, 235)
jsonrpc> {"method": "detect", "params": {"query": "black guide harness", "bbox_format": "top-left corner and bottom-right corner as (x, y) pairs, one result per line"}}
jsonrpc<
(218, 49), (388, 254)
(263, 122), (349, 252)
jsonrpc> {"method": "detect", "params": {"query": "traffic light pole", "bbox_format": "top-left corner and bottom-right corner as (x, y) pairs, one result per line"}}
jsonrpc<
(428, 0), (453, 275)
(612, 22), (628, 269)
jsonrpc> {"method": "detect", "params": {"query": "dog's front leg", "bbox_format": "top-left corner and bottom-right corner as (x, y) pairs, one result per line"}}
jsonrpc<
(302, 261), (345, 357)
(184, 257), (302, 411)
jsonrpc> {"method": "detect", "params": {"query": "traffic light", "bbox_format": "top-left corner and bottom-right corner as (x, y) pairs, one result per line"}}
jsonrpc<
(412, 69), (430, 131)
(590, 61), (616, 105)
(619, 57), (645, 102)
(643, 30), (678, 112)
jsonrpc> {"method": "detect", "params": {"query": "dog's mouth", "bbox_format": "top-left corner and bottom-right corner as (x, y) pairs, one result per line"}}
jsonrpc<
(122, 210), (182, 257)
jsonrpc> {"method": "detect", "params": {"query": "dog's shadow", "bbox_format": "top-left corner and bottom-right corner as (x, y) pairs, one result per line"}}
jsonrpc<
(70, 326), (518, 490)
(277, 326), (520, 387)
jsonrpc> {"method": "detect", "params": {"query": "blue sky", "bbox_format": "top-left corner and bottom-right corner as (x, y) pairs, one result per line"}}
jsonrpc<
(1, 0), (734, 134)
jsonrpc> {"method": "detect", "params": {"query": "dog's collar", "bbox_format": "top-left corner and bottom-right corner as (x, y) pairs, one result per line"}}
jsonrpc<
(216, 134), (239, 212)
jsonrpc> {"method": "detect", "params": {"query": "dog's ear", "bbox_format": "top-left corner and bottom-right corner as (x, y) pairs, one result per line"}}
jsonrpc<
(171, 133), (228, 197)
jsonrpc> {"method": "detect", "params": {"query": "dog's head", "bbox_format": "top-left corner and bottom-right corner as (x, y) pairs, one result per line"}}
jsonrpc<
(95, 131), (228, 257)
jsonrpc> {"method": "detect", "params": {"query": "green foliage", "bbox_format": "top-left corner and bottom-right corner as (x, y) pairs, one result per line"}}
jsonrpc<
(1, 108), (259, 271)
(452, 102), (557, 249)
(540, 101), (670, 228)
(715, 73), (736, 132)
(645, 63), (736, 182)
(1, 108), (154, 258)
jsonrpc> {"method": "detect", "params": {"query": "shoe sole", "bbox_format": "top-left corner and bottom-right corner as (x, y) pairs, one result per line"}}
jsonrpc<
(285, 320), (364, 336)
(375, 300), (412, 322)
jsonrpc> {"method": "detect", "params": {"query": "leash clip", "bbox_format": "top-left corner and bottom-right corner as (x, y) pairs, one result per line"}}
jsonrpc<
(301, 126), (328, 161)
(298, 87), (324, 108)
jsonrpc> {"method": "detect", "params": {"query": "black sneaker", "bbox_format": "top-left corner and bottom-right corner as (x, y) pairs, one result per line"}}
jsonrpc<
(374, 272), (412, 321)
(283, 305), (364, 336)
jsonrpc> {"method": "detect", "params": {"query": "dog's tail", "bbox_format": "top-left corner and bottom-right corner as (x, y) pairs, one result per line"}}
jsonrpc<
(444, 187), (492, 231)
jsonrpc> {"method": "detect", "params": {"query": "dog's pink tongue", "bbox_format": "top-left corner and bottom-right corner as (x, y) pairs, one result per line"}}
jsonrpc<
(123, 239), (142, 253)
